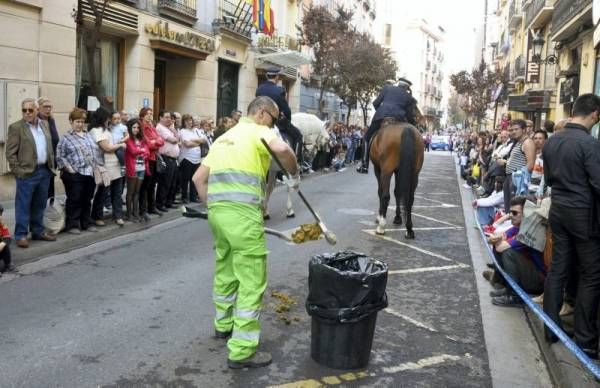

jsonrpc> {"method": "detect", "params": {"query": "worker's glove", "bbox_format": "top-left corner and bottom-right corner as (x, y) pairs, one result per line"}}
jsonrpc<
(283, 174), (300, 190)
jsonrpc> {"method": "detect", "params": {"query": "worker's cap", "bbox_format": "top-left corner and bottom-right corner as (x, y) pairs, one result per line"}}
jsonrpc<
(266, 67), (281, 77)
(398, 77), (413, 87)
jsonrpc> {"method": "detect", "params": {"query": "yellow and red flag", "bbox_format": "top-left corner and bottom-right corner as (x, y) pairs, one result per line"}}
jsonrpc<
(246, 0), (274, 36)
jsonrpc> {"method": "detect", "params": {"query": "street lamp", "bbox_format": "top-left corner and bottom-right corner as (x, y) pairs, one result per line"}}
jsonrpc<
(531, 30), (557, 65)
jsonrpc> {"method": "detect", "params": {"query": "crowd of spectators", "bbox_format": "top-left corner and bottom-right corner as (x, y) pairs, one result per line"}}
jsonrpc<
(457, 93), (600, 360)
(2, 97), (244, 268)
(310, 122), (366, 172)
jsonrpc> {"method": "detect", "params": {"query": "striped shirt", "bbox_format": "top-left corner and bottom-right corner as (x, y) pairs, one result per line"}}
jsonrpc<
(56, 130), (102, 176)
(506, 139), (527, 174)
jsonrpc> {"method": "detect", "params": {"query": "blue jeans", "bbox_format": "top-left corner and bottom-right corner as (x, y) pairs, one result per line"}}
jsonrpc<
(476, 206), (496, 226)
(14, 166), (52, 240)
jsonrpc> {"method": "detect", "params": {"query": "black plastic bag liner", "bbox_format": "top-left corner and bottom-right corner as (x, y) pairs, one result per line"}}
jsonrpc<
(306, 250), (388, 323)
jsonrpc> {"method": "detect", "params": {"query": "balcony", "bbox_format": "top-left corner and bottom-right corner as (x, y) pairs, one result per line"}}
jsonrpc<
(214, 0), (254, 41)
(551, 0), (592, 40)
(158, 0), (197, 25)
(79, 0), (138, 34)
(524, 0), (554, 29)
(509, 0), (523, 30)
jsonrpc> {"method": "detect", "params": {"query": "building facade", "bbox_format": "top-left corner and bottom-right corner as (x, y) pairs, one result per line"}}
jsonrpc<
(487, 0), (594, 132)
(0, 0), (309, 201)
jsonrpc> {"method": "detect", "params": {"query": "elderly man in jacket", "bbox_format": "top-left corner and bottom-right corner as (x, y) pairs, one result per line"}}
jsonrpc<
(357, 77), (418, 173)
(5, 98), (57, 248)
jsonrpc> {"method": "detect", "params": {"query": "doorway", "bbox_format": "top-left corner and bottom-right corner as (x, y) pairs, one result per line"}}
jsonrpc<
(217, 60), (239, 119)
(154, 59), (166, 119)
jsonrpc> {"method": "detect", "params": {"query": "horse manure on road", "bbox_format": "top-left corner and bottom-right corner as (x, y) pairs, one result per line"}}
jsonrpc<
(291, 223), (322, 244)
(271, 290), (299, 325)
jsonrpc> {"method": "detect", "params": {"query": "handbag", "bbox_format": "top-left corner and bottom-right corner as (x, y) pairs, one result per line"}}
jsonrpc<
(93, 165), (111, 187)
(156, 154), (167, 174)
(516, 200), (547, 252)
(195, 129), (210, 157)
(43, 197), (65, 235)
(471, 163), (480, 178)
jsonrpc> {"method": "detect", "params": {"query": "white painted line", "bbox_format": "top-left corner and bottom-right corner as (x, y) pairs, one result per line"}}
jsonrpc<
(364, 226), (463, 231)
(385, 308), (439, 333)
(412, 212), (463, 228)
(382, 354), (465, 374)
(388, 264), (469, 275)
(413, 195), (448, 205)
(415, 192), (454, 195)
(363, 230), (455, 262)
(410, 205), (458, 208)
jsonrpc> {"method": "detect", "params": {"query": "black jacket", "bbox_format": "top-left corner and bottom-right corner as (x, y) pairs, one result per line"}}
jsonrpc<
(256, 81), (292, 120)
(542, 123), (600, 209)
(372, 85), (417, 123)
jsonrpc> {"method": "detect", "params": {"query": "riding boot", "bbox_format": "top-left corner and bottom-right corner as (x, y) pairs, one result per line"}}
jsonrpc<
(357, 143), (369, 174)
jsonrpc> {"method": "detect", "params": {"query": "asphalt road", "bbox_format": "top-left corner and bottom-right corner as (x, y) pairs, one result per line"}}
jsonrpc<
(0, 151), (541, 387)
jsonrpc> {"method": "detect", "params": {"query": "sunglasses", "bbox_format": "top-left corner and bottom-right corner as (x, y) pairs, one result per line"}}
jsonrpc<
(510, 210), (521, 216)
(264, 110), (278, 127)
(22, 108), (35, 113)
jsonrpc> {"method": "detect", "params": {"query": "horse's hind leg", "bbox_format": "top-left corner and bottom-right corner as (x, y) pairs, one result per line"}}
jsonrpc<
(405, 183), (416, 239)
(393, 170), (403, 225)
(376, 172), (392, 235)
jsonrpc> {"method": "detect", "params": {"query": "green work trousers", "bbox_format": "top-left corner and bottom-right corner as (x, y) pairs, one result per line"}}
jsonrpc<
(208, 202), (268, 361)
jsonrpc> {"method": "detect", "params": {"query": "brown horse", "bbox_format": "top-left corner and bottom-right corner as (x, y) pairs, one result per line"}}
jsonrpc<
(370, 119), (424, 238)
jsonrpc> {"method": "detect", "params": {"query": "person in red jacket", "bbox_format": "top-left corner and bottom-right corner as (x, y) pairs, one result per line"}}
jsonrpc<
(125, 119), (150, 222)
(138, 108), (164, 217)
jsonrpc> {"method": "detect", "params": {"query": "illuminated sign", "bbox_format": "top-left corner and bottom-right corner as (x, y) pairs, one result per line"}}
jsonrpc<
(145, 21), (215, 53)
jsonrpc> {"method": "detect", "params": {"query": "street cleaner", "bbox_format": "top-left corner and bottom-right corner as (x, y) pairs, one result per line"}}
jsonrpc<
(192, 96), (300, 369)
(357, 77), (418, 174)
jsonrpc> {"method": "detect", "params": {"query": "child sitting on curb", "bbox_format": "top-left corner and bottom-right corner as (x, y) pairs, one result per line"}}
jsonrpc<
(0, 204), (14, 275)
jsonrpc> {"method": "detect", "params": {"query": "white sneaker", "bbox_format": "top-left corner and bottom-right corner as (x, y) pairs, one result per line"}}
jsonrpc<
(463, 183), (471, 189)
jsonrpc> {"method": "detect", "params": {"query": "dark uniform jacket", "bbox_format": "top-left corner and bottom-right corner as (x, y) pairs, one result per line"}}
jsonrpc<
(256, 80), (292, 120)
(542, 123), (600, 209)
(372, 85), (417, 124)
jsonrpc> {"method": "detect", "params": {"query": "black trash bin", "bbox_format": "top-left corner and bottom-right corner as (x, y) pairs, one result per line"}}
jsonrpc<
(306, 251), (388, 369)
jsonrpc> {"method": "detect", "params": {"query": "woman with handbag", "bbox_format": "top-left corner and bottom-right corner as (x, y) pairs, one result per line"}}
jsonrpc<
(179, 114), (208, 203)
(89, 107), (126, 227)
(124, 119), (150, 222)
(56, 108), (102, 234)
(138, 107), (165, 217)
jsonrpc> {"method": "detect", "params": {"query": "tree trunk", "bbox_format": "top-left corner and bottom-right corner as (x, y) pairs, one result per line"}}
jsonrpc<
(84, 29), (99, 100)
(346, 105), (352, 126)
(318, 85), (325, 118)
(360, 101), (369, 128)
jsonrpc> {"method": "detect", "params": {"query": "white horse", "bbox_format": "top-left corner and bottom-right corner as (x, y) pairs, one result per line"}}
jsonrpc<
(262, 113), (329, 220)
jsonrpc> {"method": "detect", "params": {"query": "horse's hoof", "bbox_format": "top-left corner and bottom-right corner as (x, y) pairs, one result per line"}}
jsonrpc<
(286, 212), (295, 218)
(393, 216), (402, 225)
(376, 230), (385, 236)
(405, 231), (415, 239)
(263, 214), (270, 221)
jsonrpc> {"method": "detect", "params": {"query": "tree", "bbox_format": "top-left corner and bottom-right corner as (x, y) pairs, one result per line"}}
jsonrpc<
(75, 0), (112, 109)
(449, 60), (500, 129)
(300, 5), (352, 117)
(335, 32), (396, 127)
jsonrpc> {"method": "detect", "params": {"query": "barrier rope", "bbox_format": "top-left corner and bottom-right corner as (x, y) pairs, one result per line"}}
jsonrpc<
(471, 199), (600, 379)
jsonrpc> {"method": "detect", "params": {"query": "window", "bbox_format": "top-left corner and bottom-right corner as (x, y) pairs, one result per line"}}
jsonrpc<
(76, 33), (122, 111)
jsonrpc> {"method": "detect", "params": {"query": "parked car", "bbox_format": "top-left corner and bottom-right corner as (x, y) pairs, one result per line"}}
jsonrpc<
(430, 135), (450, 150)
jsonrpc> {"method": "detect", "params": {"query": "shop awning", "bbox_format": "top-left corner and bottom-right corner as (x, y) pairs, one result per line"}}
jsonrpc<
(255, 50), (312, 68)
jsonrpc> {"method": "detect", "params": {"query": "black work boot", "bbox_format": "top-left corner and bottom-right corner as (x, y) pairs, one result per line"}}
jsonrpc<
(227, 352), (272, 369)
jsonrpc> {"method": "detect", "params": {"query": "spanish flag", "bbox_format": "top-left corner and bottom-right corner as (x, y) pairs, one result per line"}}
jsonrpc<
(247, 0), (274, 36)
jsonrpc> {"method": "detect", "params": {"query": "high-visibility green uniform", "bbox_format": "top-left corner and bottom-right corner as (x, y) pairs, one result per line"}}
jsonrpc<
(202, 117), (277, 361)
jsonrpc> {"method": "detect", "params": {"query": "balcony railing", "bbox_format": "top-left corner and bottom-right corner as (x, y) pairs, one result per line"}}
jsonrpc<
(216, 0), (254, 39)
(551, 0), (592, 36)
(525, 0), (554, 28)
(158, 0), (197, 24)
(509, 0), (523, 29)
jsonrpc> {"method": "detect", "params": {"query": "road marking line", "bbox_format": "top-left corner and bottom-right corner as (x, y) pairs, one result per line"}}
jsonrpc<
(362, 226), (463, 231)
(268, 371), (371, 388)
(412, 204), (457, 208)
(411, 212), (463, 228)
(413, 195), (451, 205)
(385, 308), (439, 333)
(382, 354), (464, 374)
(363, 230), (456, 262)
(388, 264), (469, 275)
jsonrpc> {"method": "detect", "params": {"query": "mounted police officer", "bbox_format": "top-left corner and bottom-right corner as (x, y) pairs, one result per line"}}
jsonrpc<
(256, 67), (303, 162)
(357, 77), (418, 174)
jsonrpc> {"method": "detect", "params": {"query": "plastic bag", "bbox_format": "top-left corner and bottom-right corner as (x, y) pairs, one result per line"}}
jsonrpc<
(517, 200), (546, 252)
(306, 251), (388, 323)
(43, 198), (65, 235)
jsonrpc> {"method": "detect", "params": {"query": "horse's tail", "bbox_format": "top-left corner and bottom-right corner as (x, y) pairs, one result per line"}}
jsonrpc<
(396, 125), (418, 201)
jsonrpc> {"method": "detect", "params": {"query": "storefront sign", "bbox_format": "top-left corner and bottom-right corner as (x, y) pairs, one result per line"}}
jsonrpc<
(257, 34), (294, 50)
(526, 30), (540, 84)
(145, 21), (215, 53)
(225, 48), (237, 58)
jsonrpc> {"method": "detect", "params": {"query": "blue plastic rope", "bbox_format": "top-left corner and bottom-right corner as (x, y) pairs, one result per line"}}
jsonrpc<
(472, 203), (600, 380)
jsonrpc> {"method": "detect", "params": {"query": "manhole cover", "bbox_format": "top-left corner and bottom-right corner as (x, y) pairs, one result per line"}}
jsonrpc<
(337, 208), (375, 216)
